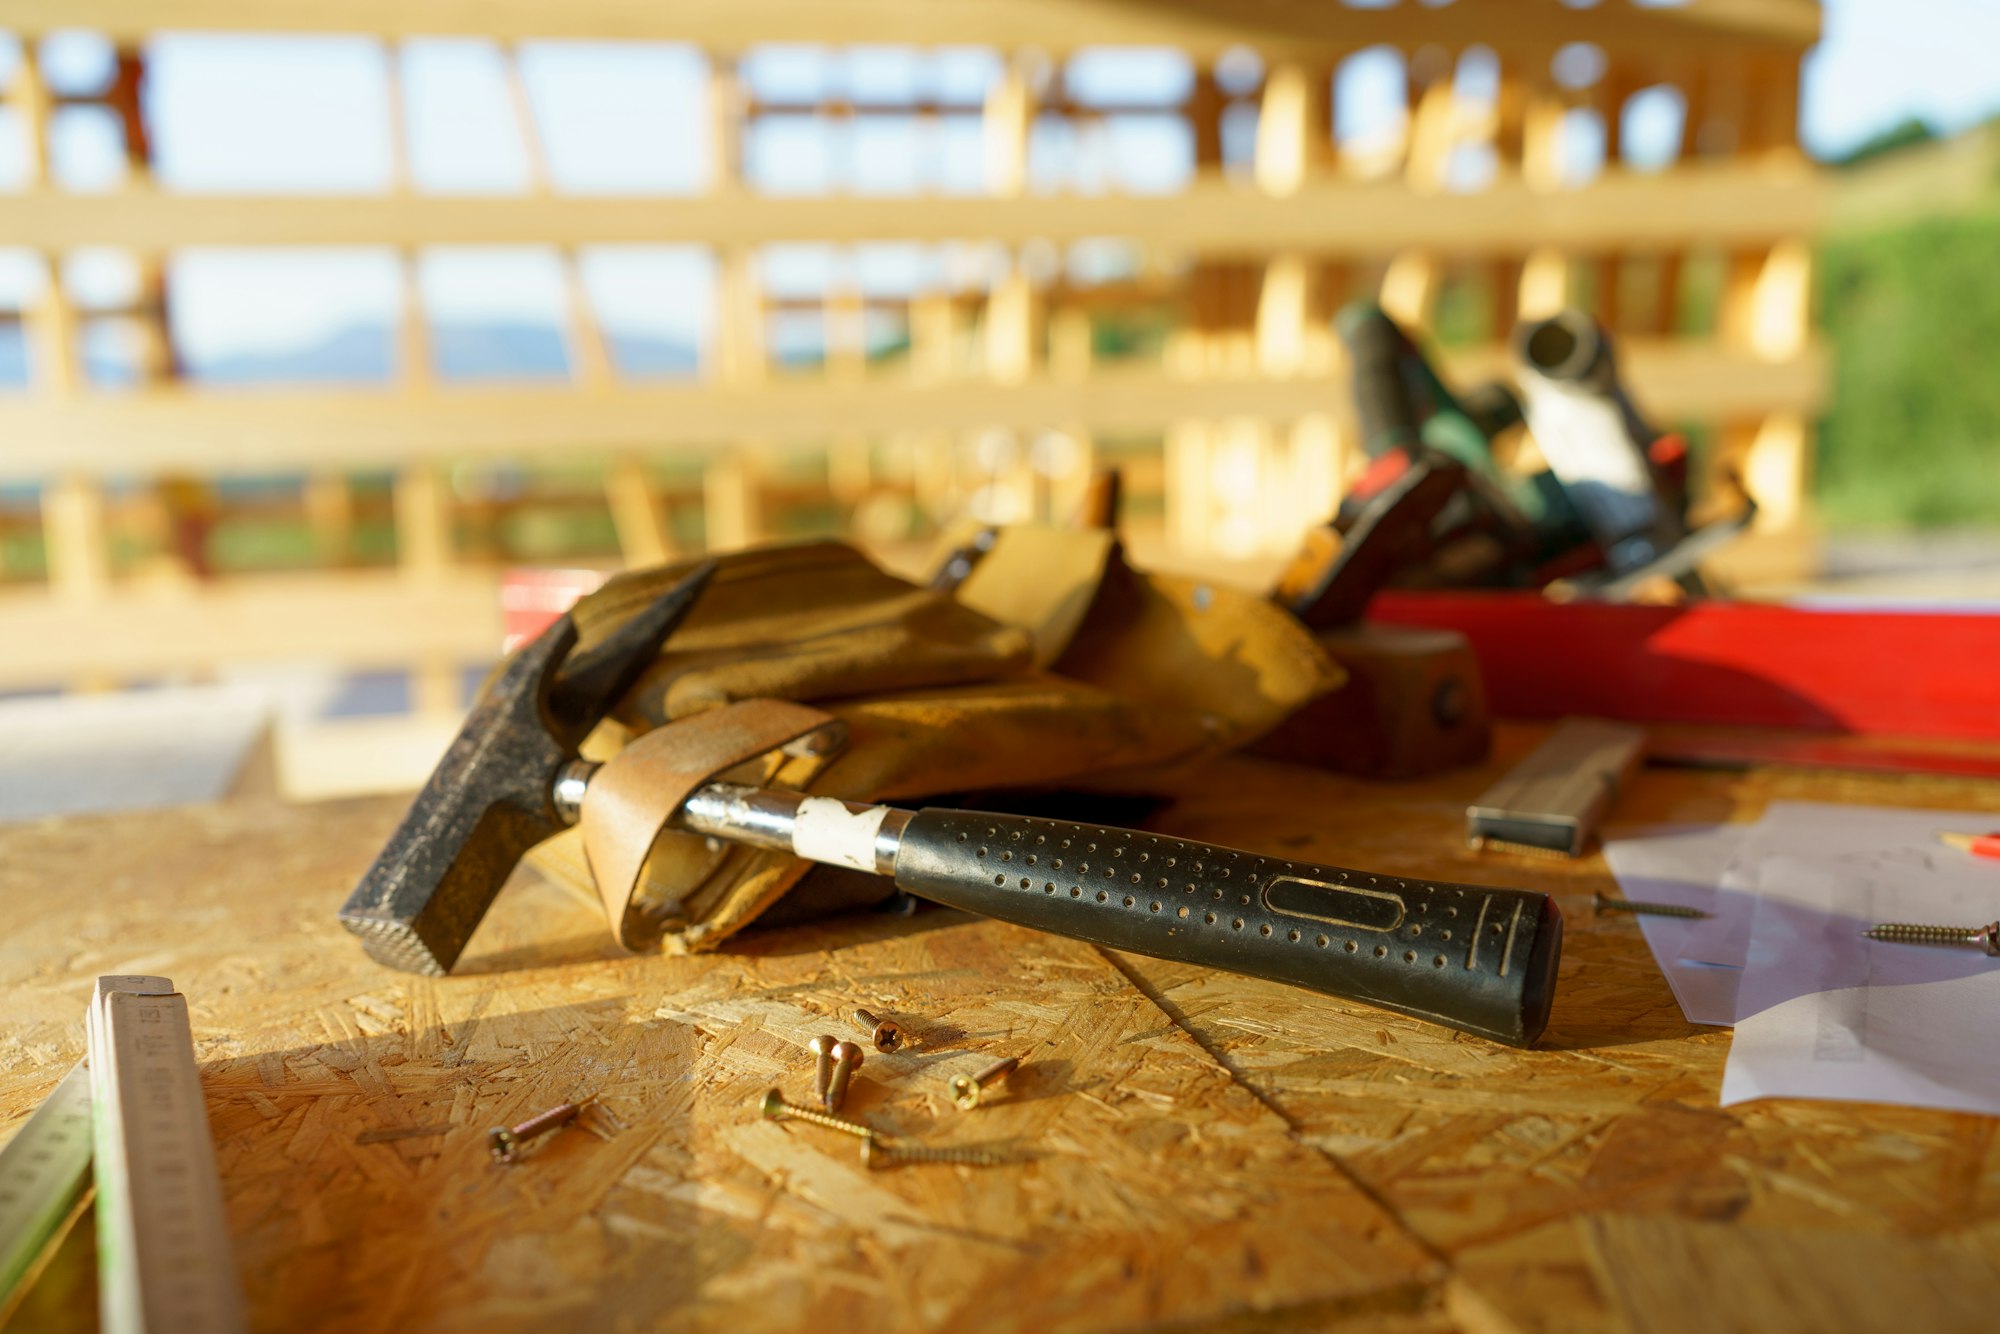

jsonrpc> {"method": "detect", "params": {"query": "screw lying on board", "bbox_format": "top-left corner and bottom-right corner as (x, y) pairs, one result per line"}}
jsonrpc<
(760, 1089), (876, 1141)
(1592, 892), (1708, 920)
(807, 1034), (839, 1106)
(949, 1056), (1020, 1111)
(854, 1008), (903, 1053)
(488, 1101), (584, 1163)
(825, 1040), (863, 1113)
(1861, 920), (2000, 956)
(860, 1138), (1011, 1170)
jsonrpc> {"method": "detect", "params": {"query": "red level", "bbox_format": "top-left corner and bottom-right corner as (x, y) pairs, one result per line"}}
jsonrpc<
(1371, 592), (2000, 743)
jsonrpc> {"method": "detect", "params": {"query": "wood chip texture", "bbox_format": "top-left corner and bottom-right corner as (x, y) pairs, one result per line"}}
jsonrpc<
(3, 726), (1998, 1331)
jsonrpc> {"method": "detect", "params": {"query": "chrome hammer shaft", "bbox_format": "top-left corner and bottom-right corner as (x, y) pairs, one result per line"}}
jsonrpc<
(554, 765), (909, 875)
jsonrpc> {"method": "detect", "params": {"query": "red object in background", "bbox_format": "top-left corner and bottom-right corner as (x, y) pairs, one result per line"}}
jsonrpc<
(1371, 592), (2000, 743)
(1941, 832), (2000, 861)
(501, 567), (607, 651)
(503, 571), (1998, 748)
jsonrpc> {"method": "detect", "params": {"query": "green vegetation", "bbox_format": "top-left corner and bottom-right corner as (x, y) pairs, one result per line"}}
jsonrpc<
(1832, 117), (1940, 170)
(1815, 210), (2000, 529)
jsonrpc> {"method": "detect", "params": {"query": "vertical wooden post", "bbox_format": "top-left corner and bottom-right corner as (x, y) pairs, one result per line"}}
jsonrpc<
(381, 41), (460, 714)
(1255, 63), (1328, 198)
(1379, 251), (1441, 330)
(1518, 248), (1581, 321)
(1256, 253), (1310, 379)
(985, 263), (1036, 386)
(1168, 65), (1233, 557)
(1593, 71), (1637, 332)
(44, 476), (111, 604)
(16, 44), (110, 607)
(1405, 70), (1457, 196)
(983, 53), (1034, 198)
(703, 52), (766, 551)
(908, 284), (961, 525)
(1521, 75), (1568, 194)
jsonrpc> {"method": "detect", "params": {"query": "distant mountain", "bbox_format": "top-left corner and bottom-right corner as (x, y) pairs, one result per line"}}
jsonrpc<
(192, 321), (700, 385)
(0, 321), (701, 390)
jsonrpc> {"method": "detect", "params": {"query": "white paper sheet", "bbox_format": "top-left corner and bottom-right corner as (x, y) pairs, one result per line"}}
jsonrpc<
(1601, 823), (1747, 1026)
(1722, 847), (2000, 1116)
(1675, 852), (1760, 969)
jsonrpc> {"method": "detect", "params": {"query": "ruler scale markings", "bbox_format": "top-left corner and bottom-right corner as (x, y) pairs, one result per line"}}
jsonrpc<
(0, 1062), (94, 1317)
(90, 975), (247, 1334)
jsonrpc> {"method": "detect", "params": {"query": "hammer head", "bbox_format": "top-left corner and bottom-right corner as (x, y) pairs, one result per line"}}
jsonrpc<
(338, 563), (714, 975)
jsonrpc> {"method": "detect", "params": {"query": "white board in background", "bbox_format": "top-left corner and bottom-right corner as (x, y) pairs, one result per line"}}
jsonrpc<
(0, 686), (271, 822)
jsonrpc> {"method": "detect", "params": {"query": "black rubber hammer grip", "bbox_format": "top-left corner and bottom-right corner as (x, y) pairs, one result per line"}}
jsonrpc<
(892, 810), (1562, 1047)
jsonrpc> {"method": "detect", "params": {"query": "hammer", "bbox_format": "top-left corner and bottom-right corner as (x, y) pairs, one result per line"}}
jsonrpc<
(337, 563), (716, 976)
(338, 562), (1561, 1044)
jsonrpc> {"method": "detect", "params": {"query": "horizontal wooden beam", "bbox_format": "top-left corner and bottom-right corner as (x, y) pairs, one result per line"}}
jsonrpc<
(0, 339), (1826, 480)
(0, 164), (1823, 257)
(6, 0), (1822, 56)
(0, 569), (502, 687)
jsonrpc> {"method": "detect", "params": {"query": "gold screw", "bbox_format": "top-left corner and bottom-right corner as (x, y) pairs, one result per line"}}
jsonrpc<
(854, 1008), (903, 1053)
(807, 1034), (839, 1106)
(1862, 921), (2000, 956)
(949, 1056), (1020, 1111)
(1593, 892), (1708, 920)
(487, 1101), (583, 1163)
(860, 1138), (1011, 1170)
(825, 1040), (863, 1113)
(759, 1089), (876, 1141)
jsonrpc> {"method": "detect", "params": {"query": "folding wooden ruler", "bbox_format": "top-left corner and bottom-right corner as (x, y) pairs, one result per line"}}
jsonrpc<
(0, 976), (245, 1332)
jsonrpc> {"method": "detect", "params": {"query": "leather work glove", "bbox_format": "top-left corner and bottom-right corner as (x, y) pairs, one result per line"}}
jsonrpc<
(528, 536), (1342, 952)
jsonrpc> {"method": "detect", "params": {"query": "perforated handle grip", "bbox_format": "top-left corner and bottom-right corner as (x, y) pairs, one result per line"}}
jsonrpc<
(893, 810), (1562, 1047)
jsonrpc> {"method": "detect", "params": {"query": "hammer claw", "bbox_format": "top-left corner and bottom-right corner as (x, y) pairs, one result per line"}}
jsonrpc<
(547, 562), (715, 745)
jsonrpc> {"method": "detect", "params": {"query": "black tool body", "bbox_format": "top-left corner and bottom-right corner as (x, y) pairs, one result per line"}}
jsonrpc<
(892, 810), (1561, 1046)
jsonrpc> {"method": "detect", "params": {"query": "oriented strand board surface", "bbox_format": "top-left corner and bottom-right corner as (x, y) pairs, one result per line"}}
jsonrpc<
(4, 728), (1999, 1331)
(0, 793), (1434, 1333)
(1119, 731), (2000, 1333)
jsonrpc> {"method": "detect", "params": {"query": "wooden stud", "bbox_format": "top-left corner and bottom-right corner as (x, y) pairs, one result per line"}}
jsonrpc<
(1379, 251), (1442, 330)
(606, 456), (675, 568)
(392, 465), (453, 580)
(303, 473), (356, 567)
(1255, 63), (1322, 198)
(985, 264), (1036, 386)
(1047, 305), (1093, 383)
(908, 291), (958, 383)
(1405, 73), (1458, 196)
(703, 452), (761, 551)
(982, 54), (1035, 198)
(43, 475), (112, 603)
(1521, 78), (1569, 194)
(1256, 252), (1311, 379)
(1164, 420), (1213, 554)
(715, 248), (766, 387)
(1518, 246), (1581, 321)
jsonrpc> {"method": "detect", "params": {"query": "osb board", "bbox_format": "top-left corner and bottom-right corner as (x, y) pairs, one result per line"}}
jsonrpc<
(0, 794), (1438, 1333)
(1116, 729), (2000, 1334)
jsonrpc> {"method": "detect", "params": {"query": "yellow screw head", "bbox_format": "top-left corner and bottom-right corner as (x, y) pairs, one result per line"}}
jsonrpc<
(758, 1089), (787, 1119)
(949, 1076), (980, 1111)
(487, 1127), (520, 1162)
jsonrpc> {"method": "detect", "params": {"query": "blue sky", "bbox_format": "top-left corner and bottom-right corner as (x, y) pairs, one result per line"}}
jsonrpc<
(1, 0), (1995, 369)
